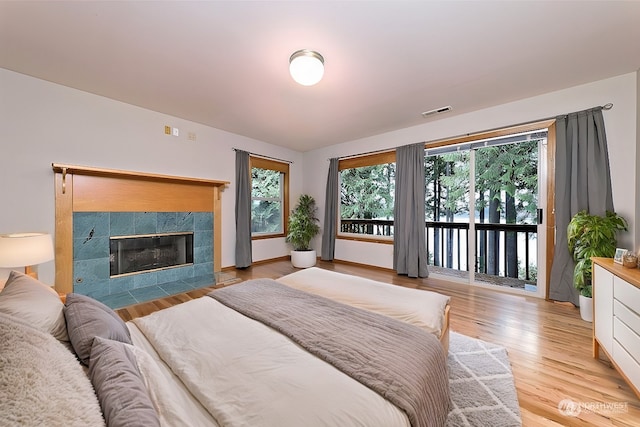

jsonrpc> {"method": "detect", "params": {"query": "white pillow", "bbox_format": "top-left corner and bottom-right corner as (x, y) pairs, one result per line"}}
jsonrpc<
(0, 270), (68, 342)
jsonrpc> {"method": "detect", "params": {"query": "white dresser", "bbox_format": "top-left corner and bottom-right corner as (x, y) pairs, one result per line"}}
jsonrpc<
(592, 257), (640, 398)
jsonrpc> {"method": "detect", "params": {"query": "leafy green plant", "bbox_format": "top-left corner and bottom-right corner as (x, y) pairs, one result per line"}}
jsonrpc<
(286, 194), (320, 251)
(567, 210), (627, 297)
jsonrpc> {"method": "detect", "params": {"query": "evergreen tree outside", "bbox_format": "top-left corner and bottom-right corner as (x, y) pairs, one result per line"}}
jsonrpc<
(251, 167), (283, 234)
(340, 163), (395, 235)
(474, 141), (539, 278)
(425, 152), (469, 268)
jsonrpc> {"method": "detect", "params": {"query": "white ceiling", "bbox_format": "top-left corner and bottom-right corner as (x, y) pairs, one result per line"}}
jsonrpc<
(1, 1), (640, 152)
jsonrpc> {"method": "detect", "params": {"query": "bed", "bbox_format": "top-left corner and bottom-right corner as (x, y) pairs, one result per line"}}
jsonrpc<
(0, 268), (452, 427)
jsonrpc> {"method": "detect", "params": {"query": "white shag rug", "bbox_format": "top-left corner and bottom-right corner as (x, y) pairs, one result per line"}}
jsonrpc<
(447, 332), (522, 426)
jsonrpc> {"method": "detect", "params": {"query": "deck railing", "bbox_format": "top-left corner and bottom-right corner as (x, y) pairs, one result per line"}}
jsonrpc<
(339, 219), (537, 281)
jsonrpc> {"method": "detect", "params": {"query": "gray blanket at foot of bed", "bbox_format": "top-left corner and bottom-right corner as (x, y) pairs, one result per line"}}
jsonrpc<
(210, 279), (451, 427)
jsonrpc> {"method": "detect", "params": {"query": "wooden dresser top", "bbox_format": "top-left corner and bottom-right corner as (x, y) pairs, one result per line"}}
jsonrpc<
(593, 257), (640, 290)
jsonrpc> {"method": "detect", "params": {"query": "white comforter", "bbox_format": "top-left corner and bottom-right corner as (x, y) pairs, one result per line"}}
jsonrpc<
(276, 267), (450, 336)
(128, 324), (219, 427)
(130, 296), (410, 427)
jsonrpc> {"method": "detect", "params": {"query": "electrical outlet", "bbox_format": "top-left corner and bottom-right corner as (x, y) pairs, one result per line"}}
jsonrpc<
(164, 125), (171, 135)
(172, 127), (179, 137)
(188, 132), (197, 141)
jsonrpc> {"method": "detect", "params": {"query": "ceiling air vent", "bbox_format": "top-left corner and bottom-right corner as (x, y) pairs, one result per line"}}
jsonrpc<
(421, 105), (452, 118)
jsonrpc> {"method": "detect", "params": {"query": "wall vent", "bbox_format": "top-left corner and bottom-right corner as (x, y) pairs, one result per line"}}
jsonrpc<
(421, 105), (452, 118)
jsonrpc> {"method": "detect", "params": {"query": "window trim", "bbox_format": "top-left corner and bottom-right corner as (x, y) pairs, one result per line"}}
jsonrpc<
(338, 151), (396, 171)
(250, 156), (289, 240)
(423, 120), (555, 151)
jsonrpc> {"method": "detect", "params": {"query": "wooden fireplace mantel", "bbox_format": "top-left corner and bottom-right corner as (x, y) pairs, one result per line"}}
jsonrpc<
(52, 163), (229, 294)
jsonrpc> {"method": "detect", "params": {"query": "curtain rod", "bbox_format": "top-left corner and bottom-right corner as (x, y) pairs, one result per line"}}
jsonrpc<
(232, 148), (293, 164)
(333, 103), (613, 161)
(540, 102), (613, 122)
(431, 102), (615, 147)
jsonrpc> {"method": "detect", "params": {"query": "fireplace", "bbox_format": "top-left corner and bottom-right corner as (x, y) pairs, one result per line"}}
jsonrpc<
(52, 164), (229, 296)
(110, 232), (194, 277)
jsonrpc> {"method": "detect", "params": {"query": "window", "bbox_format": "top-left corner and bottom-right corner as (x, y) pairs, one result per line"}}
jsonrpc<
(250, 157), (289, 238)
(339, 151), (396, 240)
(334, 120), (555, 295)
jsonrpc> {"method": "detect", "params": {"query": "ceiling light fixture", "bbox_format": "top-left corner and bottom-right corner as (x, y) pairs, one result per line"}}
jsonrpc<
(289, 49), (324, 86)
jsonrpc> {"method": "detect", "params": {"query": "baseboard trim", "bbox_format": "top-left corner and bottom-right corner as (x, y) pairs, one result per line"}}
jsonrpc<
(332, 258), (395, 273)
(222, 255), (291, 271)
(223, 256), (393, 273)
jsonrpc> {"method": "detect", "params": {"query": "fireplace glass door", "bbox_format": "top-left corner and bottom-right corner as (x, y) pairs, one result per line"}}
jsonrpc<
(110, 232), (194, 277)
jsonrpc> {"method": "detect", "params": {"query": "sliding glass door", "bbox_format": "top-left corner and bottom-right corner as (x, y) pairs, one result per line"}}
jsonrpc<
(425, 129), (548, 295)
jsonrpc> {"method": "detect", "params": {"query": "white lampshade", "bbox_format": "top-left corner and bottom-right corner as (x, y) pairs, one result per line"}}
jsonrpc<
(289, 49), (324, 86)
(0, 232), (54, 268)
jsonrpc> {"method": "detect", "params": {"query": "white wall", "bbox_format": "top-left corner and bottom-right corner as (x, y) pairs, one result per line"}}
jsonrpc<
(303, 72), (639, 269)
(0, 68), (304, 285)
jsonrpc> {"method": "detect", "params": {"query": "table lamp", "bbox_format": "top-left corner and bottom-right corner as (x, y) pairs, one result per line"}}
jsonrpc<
(0, 232), (54, 279)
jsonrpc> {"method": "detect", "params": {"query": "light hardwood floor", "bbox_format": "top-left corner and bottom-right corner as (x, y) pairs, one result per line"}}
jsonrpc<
(116, 260), (640, 426)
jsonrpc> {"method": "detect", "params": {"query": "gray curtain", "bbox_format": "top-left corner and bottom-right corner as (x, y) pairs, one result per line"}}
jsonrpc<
(235, 150), (252, 268)
(321, 158), (339, 261)
(393, 142), (429, 278)
(549, 107), (613, 305)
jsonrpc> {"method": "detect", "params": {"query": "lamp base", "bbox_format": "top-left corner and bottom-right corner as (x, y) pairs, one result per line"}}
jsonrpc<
(24, 265), (38, 279)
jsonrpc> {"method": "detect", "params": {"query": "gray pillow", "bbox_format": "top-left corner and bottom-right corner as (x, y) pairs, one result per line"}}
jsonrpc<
(64, 293), (132, 365)
(89, 337), (160, 427)
(0, 270), (68, 342)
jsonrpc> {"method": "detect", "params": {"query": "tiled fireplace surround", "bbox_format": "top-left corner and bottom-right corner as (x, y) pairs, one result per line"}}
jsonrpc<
(73, 211), (214, 308)
(52, 164), (228, 309)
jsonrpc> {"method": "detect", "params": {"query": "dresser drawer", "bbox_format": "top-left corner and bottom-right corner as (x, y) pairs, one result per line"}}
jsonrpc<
(613, 317), (640, 364)
(614, 300), (640, 335)
(613, 339), (640, 392)
(614, 276), (640, 315)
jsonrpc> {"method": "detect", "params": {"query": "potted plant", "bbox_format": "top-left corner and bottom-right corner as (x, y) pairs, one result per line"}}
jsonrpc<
(567, 210), (627, 321)
(286, 194), (320, 268)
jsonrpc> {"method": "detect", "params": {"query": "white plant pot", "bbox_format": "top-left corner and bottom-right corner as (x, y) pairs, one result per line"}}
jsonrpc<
(290, 250), (317, 268)
(579, 294), (593, 322)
